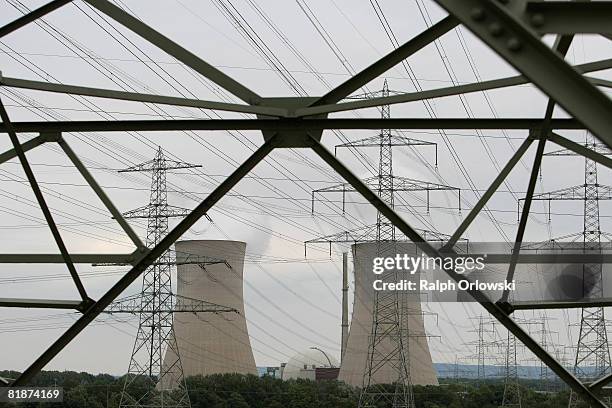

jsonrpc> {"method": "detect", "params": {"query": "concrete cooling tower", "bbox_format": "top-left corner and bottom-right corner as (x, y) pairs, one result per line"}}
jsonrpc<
(339, 242), (438, 387)
(162, 240), (257, 382)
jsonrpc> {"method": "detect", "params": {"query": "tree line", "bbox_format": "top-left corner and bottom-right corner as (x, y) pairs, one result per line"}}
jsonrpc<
(0, 370), (586, 408)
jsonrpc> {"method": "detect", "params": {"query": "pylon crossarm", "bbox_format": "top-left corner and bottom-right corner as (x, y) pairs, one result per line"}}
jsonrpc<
(306, 224), (457, 245)
(520, 233), (582, 249)
(433, 0), (612, 151)
(174, 295), (237, 314)
(307, 134), (607, 408)
(335, 133), (437, 167)
(314, 176), (456, 194)
(119, 204), (159, 219)
(523, 184), (612, 202)
(121, 204), (192, 219)
(390, 176), (458, 192)
(118, 155), (201, 173)
(103, 294), (237, 314)
(173, 250), (226, 267)
(335, 134), (436, 149)
(344, 83), (407, 100)
(0, 0), (71, 38)
(311, 175), (459, 217)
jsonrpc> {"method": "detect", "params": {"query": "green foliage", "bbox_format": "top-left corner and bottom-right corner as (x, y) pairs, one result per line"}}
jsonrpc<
(0, 370), (582, 408)
(186, 373), (357, 408)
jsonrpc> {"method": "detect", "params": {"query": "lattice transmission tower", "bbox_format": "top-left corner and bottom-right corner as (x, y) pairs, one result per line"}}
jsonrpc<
(307, 80), (459, 408)
(501, 316), (541, 408)
(501, 332), (522, 408)
(107, 147), (236, 408)
(501, 299), (544, 406)
(523, 317), (558, 392)
(524, 136), (612, 407)
(464, 316), (499, 384)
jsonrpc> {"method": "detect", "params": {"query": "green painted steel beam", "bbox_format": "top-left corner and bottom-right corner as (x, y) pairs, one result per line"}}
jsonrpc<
(0, 118), (583, 133)
(0, 76), (286, 117)
(510, 299), (612, 311)
(0, 0), (72, 38)
(525, 1), (612, 34)
(0, 253), (138, 264)
(0, 298), (82, 310)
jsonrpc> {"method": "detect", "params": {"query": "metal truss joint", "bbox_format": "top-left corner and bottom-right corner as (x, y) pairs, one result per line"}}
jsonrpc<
(76, 297), (96, 313)
(496, 300), (514, 316)
(40, 131), (62, 143)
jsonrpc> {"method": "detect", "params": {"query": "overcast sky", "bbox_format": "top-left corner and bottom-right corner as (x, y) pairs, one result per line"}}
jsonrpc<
(1, 0), (612, 376)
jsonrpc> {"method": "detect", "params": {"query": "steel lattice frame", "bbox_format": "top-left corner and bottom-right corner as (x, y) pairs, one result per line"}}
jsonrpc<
(502, 333), (522, 408)
(1, 0), (612, 406)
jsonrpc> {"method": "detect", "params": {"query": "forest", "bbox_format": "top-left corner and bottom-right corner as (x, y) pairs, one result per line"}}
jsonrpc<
(0, 370), (586, 407)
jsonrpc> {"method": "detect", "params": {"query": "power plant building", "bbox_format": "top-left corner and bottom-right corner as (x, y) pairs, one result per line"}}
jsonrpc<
(162, 240), (257, 381)
(280, 348), (339, 381)
(339, 242), (439, 387)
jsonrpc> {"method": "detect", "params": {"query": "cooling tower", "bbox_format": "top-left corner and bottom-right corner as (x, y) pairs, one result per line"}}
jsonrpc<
(162, 240), (257, 380)
(339, 242), (438, 387)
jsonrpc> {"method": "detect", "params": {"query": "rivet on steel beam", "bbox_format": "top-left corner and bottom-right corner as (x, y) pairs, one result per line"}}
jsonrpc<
(471, 7), (486, 21)
(507, 37), (522, 52)
(530, 13), (544, 28)
(489, 22), (504, 37)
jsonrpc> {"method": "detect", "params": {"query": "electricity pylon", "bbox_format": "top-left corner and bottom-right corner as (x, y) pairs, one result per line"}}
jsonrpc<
(501, 332), (522, 408)
(524, 317), (558, 392)
(113, 147), (236, 408)
(464, 316), (499, 384)
(307, 81), (459, 408)
(525, 136), (612, 407)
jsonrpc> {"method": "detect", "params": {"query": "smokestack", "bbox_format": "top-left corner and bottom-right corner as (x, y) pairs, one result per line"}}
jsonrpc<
(341, 252), (349, 363)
